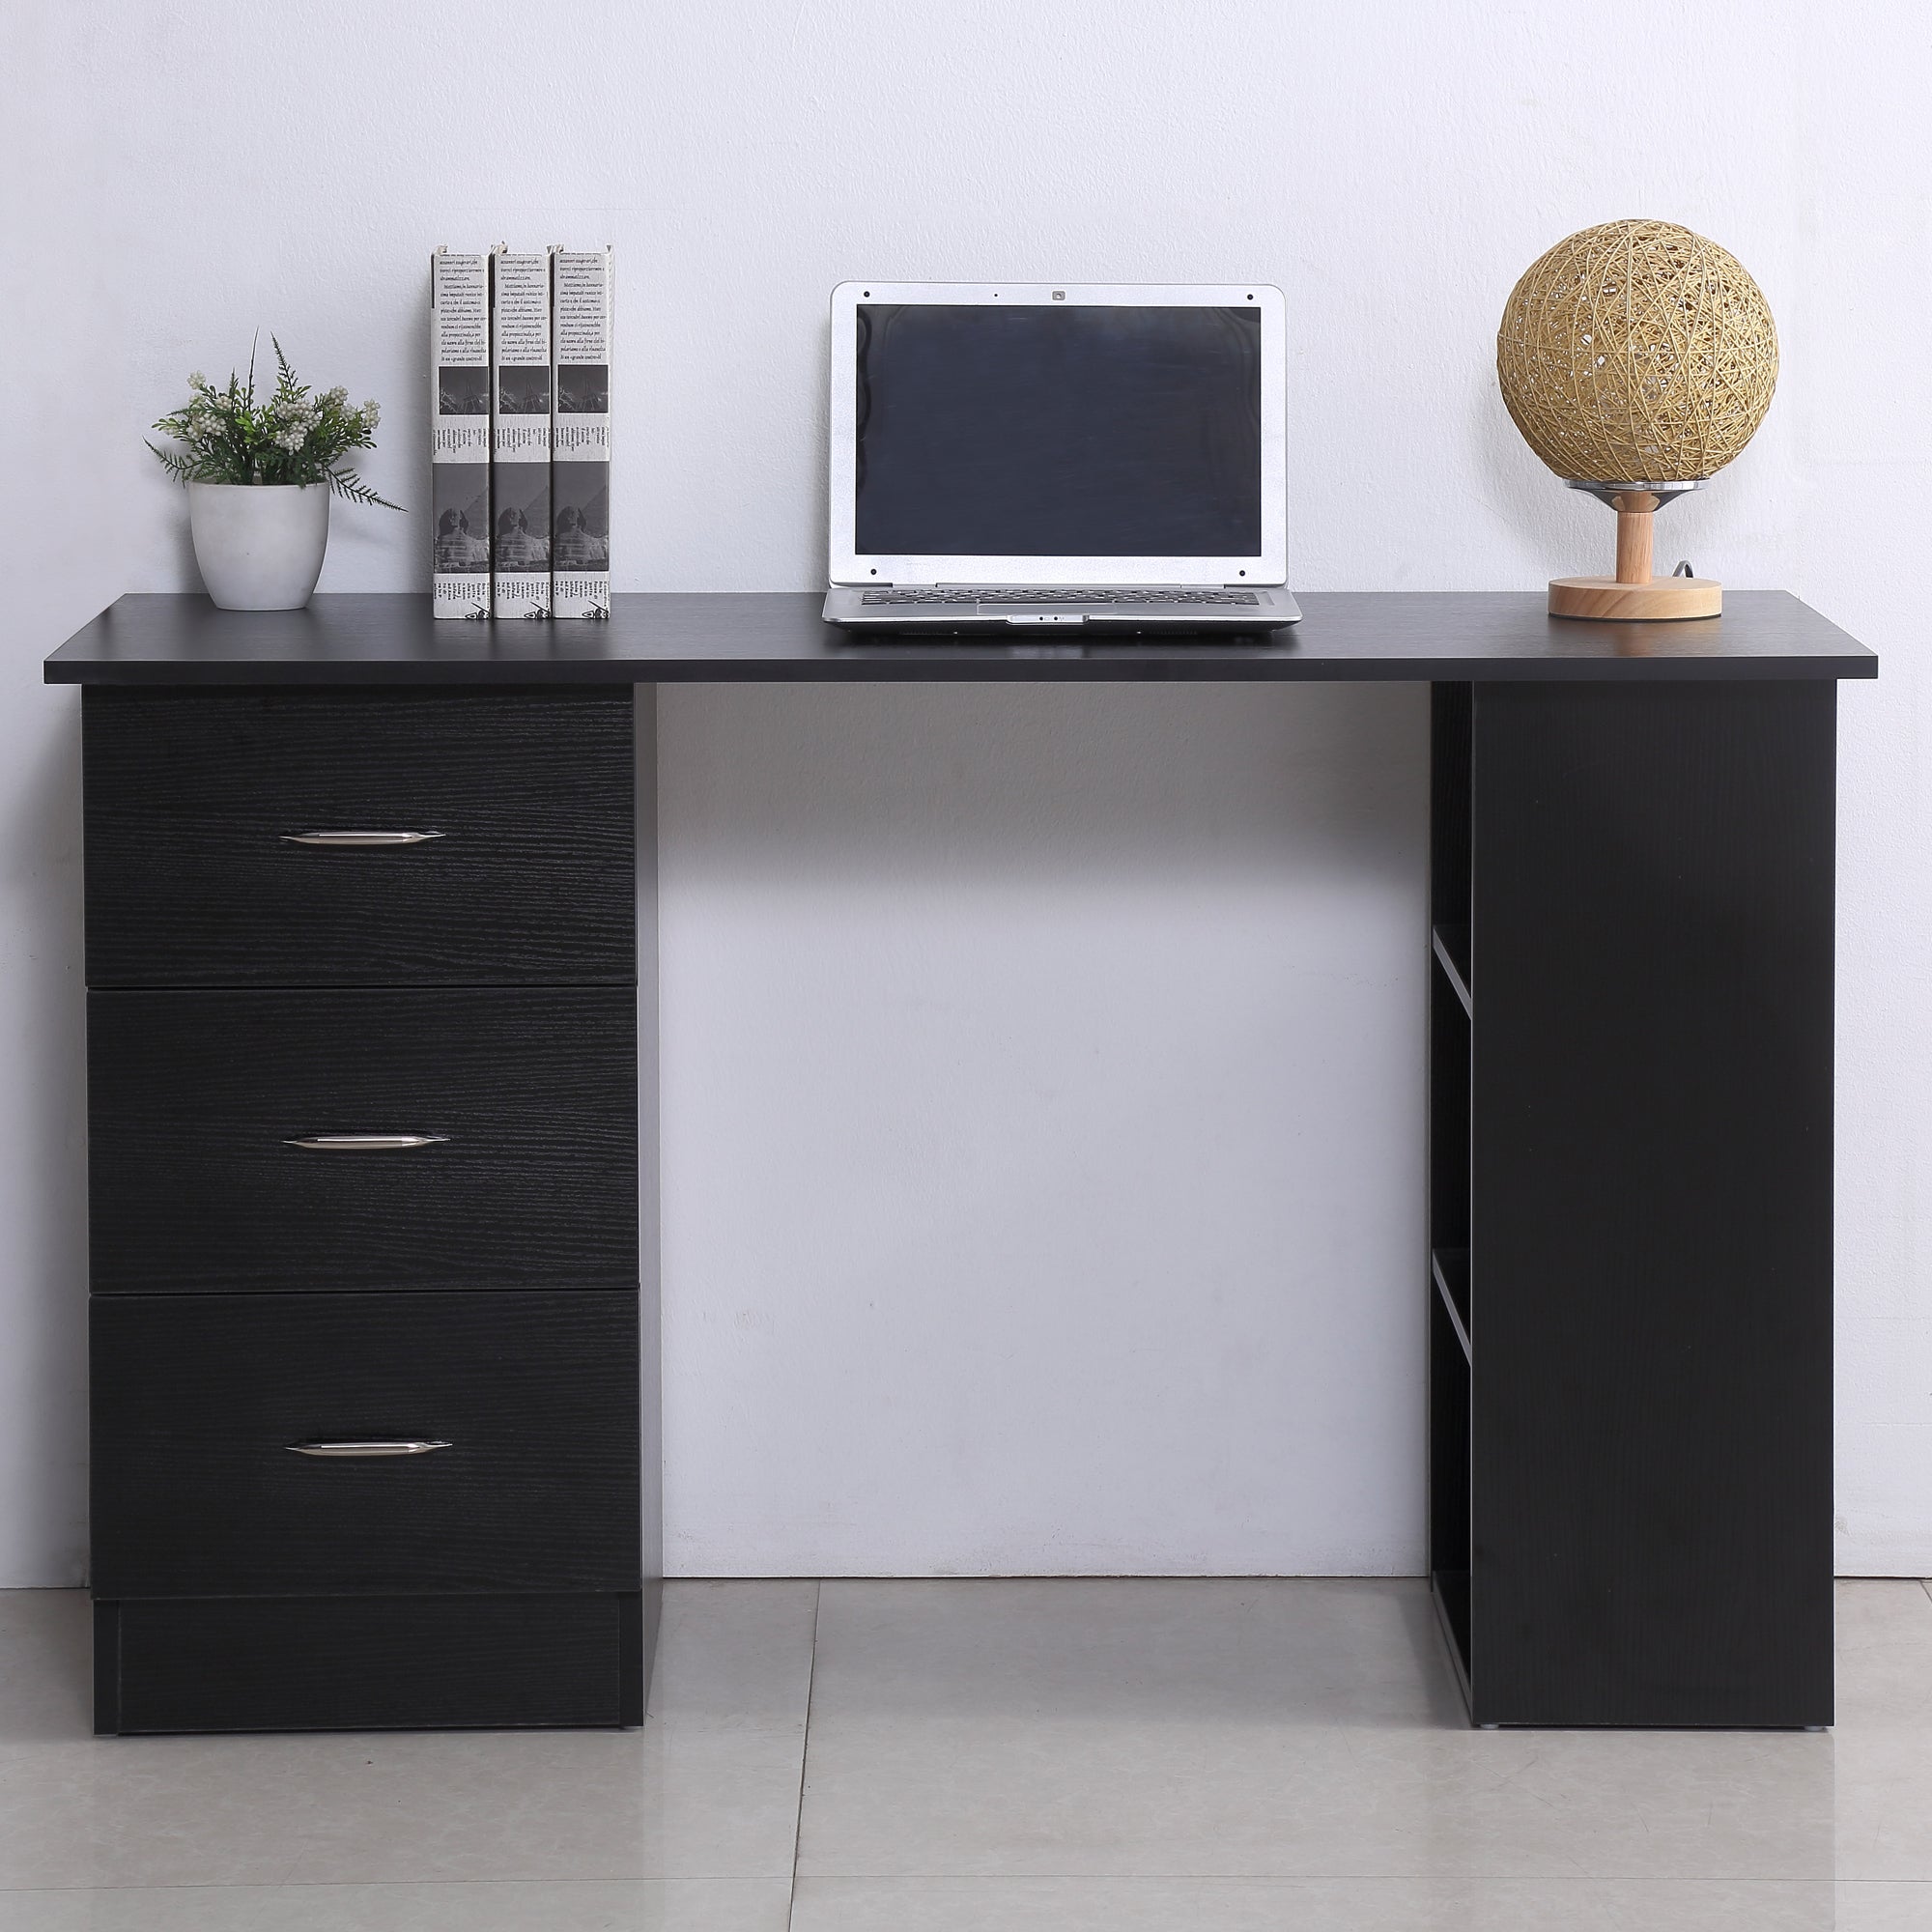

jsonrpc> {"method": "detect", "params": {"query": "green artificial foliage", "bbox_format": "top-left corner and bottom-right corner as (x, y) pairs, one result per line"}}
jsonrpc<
(149, 338), (402, 508)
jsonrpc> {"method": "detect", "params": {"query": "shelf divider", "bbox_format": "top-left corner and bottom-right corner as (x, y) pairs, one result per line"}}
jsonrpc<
(1432, 1246), (1471, 1362)
(1432, 923), (1472, 1017)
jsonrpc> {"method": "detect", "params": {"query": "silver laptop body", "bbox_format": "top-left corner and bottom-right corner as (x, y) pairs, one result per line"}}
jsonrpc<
(823, 282), (1300, 635)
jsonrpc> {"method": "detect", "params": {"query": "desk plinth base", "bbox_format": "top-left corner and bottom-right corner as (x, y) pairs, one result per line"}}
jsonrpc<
(1550, 575), (1722, 621)
(92, 1592), (650, 1735)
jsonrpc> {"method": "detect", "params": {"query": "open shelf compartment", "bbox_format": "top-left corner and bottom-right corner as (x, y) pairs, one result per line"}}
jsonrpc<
(1428, 684), (1475, 1712)
(1429, 1277), (1473, 1695)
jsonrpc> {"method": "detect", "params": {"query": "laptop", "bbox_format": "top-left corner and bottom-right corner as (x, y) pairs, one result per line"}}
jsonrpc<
(823, 282), (1300, 634)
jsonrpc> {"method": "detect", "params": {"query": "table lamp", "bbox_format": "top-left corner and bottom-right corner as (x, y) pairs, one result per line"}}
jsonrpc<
(1496, 218), (1778, 621)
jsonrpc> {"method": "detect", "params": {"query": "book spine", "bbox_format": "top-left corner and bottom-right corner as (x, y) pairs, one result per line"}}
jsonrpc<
(551, 247), (613, 619)
(490, 249), (553, 619)
(430, 250), (492, 619)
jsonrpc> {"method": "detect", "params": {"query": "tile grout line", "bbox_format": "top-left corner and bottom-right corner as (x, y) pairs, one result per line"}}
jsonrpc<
(784, 1579), (824, 1932)
(0, 1877), (1927, 1899)
(751, 1876), (1932, 1890)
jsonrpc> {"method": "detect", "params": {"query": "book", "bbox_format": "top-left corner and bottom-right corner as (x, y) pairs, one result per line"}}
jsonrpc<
(551, 247), (613, 619)
(490, 248), (553, 618)
(430, 249), (492, 619)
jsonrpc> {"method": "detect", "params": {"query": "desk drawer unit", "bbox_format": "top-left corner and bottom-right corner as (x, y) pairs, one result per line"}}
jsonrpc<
(88, 987), (638, 1293)
(79, 684), (651, 1735)
(92, 1292), (640, 1597)
(82, 685), (634, 987)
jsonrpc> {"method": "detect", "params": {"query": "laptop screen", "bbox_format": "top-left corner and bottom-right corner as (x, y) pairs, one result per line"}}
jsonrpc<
(854, 303), (1263, 558)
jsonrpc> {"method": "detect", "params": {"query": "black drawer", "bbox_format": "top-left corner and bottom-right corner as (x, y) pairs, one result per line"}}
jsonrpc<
(91, 1291), (641, 1598)
(88, 987), (637, 1293)
(99, 1594), (640, 1733)
(82, 686), (634, 987)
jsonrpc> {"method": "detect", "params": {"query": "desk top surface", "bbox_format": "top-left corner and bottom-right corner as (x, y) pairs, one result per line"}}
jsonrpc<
(44, 590), (1876, 686)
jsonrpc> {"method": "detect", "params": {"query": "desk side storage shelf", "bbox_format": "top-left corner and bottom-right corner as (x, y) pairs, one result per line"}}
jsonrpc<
(47, 589), (1872, 1734)
(1427, 679), (1837, 1727)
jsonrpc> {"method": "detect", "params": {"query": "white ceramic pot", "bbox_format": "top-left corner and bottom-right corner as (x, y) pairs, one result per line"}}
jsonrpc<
(187, 481), (330, 611)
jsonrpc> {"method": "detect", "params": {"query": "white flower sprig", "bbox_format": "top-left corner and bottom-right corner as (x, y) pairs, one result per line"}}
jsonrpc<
(149, 338), (400, 508)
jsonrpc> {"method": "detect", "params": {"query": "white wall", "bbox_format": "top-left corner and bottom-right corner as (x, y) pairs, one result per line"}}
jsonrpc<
(2, 0), (1926, 1581)
(659, 681), (1426, 1575)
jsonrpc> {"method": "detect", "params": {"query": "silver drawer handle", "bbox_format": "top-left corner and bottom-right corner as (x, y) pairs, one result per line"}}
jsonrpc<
(287, 1439), (452, 1458)
(280, 831), (445, 846)
(284, 1134), (450, 1151)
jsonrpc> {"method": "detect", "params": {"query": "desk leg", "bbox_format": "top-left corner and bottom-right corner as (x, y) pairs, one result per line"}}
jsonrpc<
(634, 682), (664, 1724)
(1434, 679), (1835, 1728)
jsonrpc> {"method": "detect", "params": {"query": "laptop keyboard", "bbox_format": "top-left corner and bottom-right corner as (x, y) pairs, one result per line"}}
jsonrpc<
(860, 588), (1262, 607)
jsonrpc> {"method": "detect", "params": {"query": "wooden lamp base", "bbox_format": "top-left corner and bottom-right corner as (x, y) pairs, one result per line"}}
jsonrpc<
(1549, 575), (1721, 620)
(1549, 488), (1721, 622)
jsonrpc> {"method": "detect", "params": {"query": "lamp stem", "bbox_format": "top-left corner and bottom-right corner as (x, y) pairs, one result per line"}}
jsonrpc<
(1611, 491), (1661, 585)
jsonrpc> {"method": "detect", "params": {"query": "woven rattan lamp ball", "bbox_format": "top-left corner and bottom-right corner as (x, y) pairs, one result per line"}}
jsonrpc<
(1497, 218), (1777, 620)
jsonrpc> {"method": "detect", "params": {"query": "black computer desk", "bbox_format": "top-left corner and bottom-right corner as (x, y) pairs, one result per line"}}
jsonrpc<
(47, 588), (1876, 1733)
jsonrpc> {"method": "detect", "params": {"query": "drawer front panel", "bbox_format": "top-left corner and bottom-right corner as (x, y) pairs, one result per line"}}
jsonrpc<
(91, 1291), (641, 1598)
(102, 1595), (630, 1733)
(89, 987), (638, 1293)
(83, 686), (635, 986)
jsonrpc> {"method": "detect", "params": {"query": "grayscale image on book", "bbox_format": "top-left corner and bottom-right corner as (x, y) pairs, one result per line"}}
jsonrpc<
(433, 469), (491, 573)
(493, 462), (551, 572)
(554, 461), (610, 567)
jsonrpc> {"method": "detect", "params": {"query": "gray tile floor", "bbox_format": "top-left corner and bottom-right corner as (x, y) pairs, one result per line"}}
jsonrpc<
(0, 1580), (1927, 1927)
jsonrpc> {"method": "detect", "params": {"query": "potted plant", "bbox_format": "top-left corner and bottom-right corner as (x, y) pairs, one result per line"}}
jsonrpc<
(148, 340), (400, 611)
